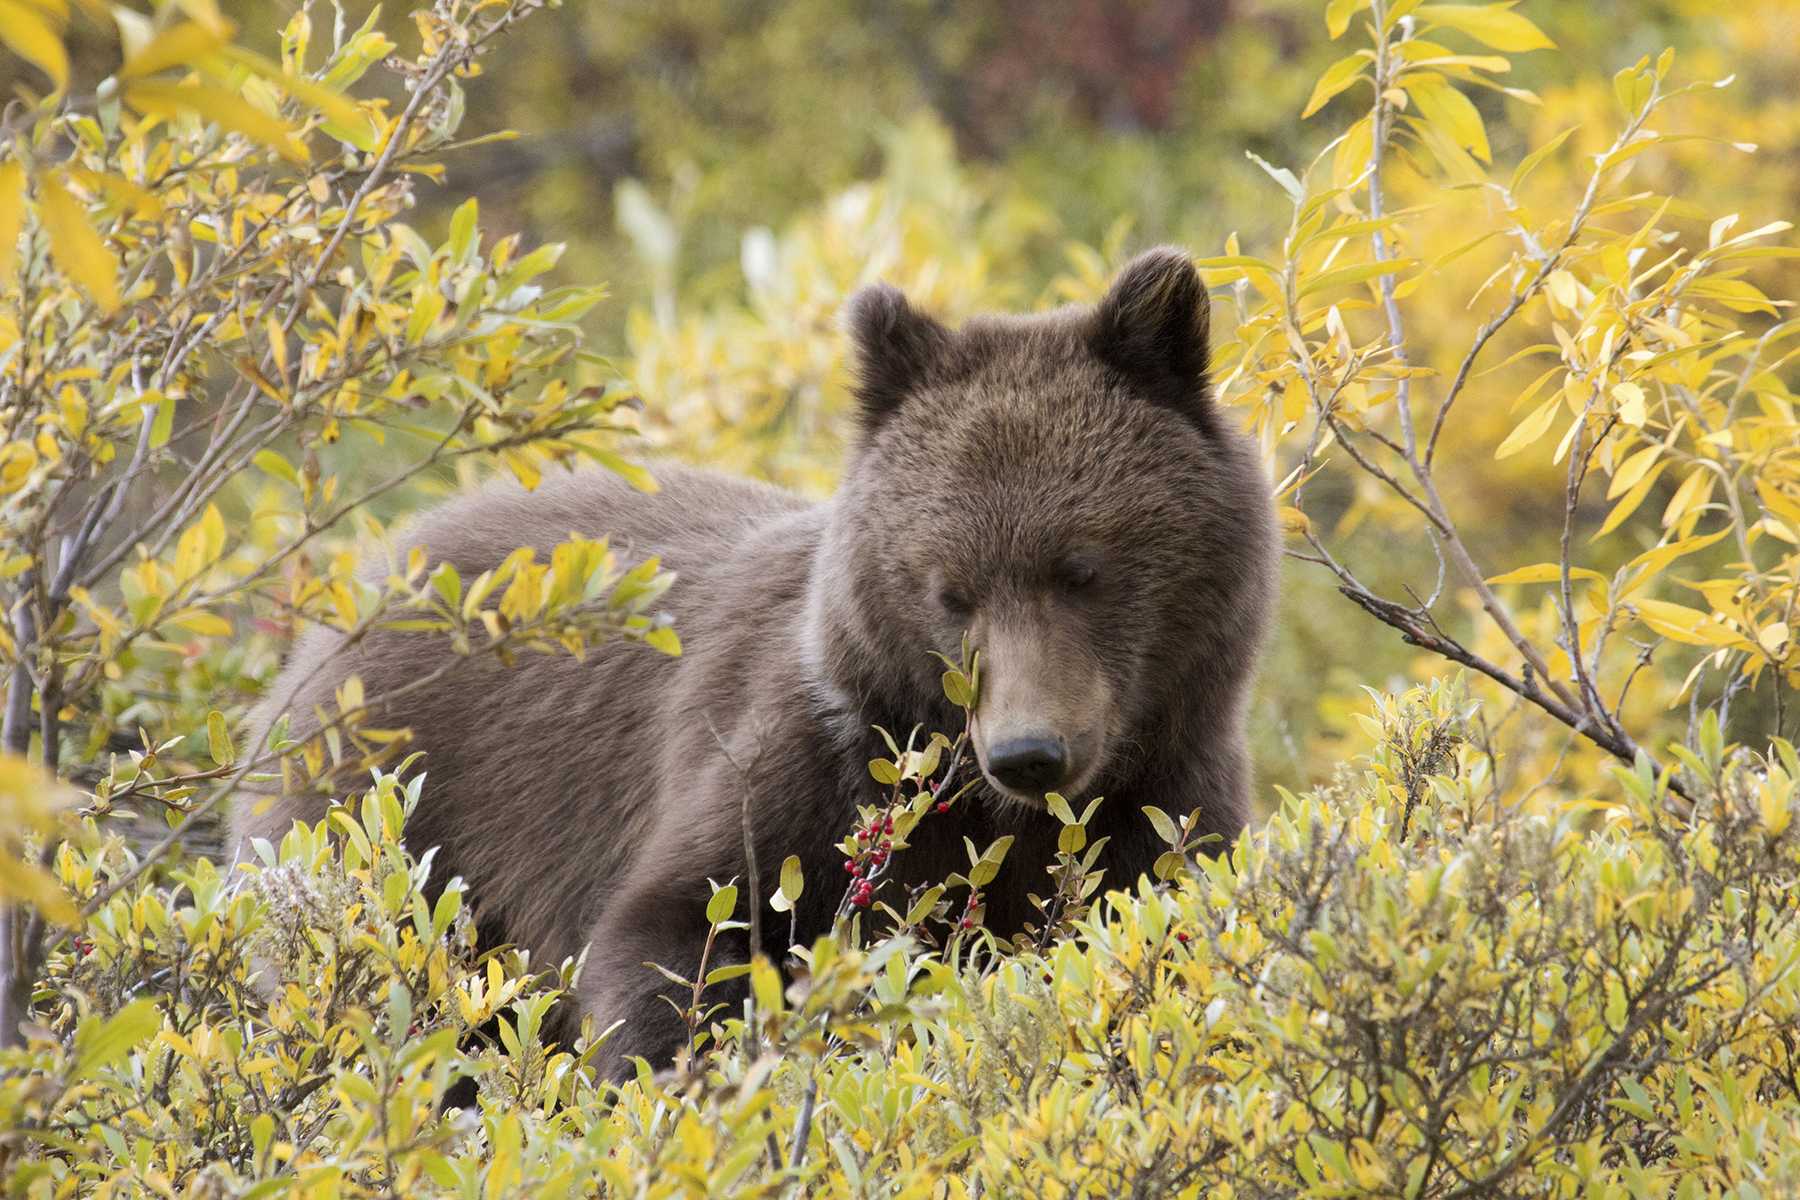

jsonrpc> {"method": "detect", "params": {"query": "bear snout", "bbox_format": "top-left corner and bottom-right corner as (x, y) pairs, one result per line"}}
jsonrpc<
(984, 735), (1070, 794)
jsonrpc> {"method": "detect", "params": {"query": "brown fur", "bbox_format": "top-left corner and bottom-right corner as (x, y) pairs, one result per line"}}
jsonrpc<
(229, 247), (1277, 1077)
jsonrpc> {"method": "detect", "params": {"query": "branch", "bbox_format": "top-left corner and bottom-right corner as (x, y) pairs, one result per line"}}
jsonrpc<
(1337, 581), (1692, 804)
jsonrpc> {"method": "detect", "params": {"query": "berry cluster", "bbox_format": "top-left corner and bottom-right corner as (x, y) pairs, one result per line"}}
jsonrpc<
(957, 890), (979, 931)
(844, 810), (897, 907)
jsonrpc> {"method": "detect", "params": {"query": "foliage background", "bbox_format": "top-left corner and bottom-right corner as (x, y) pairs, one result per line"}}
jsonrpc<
(175, 0), (1800, 798)
(9, 0), (1794, 796)
(3, 0), (1800, 1195)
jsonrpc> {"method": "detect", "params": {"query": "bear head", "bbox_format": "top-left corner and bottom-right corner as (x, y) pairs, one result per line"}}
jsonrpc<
(807, 246), (1276, 812)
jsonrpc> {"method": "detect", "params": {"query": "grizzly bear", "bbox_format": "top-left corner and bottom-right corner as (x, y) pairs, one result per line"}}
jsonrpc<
(230, 246), (1277, 1077)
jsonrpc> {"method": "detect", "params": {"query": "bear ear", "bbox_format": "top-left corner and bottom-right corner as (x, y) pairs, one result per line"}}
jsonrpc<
(1089, 246), (1213, 422)
(844, 282), (953, 430)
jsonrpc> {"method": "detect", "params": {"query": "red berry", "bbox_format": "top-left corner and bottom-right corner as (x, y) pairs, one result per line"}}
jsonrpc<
(959, 917), (972, 929)
(936, 802), (949, 813)
(1176, 932), (1190, 944)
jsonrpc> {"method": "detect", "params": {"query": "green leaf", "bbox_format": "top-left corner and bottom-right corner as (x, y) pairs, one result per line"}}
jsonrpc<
(1142, 806), (1181, 846)
(942, 669), (972, 708)
(72, 999), (160, 1080)
(705, 962), (753, 986)
(1153, 851), (1188, 881)
(1247, 151), (1303, 203)
(869, 759), (902, 785)
(1045, 792), (1076, 825)
(252, 449), (300, 486)
(429, 561), (461, 610)
(779, 855), (804, 902)
(206, 710), (235, 766)
(148, 391), (177, 447)
(1297, 257), (1417, 298)
(705, 884), (738, 925)
(1614, 63), (1654, 116)
(904, 885), (945, 926)
(1058, 823), (1087, 854)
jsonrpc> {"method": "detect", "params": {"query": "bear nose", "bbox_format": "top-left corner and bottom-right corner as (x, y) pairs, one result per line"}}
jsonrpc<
(986, 737), (1069, 794)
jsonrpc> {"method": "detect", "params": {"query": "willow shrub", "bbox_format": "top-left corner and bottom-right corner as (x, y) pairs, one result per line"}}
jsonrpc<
(9, 674), (1800, 1197)
(6, 0), (1800, 1196)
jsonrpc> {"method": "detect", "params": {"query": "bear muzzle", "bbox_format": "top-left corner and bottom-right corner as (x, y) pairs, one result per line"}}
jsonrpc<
(984, 735), (1071, 795)
(964, 619), (1113, 807)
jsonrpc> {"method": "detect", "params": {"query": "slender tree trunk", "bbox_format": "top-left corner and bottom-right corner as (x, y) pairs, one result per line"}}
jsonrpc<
(1, 587), (38, 1049)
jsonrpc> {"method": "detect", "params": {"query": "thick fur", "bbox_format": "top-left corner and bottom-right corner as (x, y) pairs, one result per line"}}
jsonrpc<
(230, 247), (1277, 1077)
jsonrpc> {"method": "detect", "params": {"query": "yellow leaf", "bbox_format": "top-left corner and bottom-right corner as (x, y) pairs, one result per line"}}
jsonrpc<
(199, 503), (227, 562)
(1611, 381), (1647, 427)
(1298, 257), (1418, 298)
(217, 44), (377, 146)
(1404, 71), (1490, 162)
(39, 175), (121, 313)
(1326, 0), (1364, 40)
(1632, 599), (1740, 647)
(1276, 506), (1311, 536)
(1661, 468), (1714, 530)
(67, 167), (163, 220)
(1484, 563), (1605, 585)
(0, 0), (69, 92)
(0, 160), (24, 285)
(1414, 3), (1555, 52)
(0, 443), (40, 496)
(165, 609), (233, 637)
(118, 20), (228, 78)
(1622, 529), (1729, 583)
(1545, 269), (1580, 312)
(1594, 460), (1670, 538)
(1304, 52), (1371, 119)
(1608, 444), (1663, 499)
(126, 81), (308, 163)
(0, 754), (79, 922)
(1495, 391), (1561, 458)
(502, 448), (542, 492)
(1332, 116), (1375, 190)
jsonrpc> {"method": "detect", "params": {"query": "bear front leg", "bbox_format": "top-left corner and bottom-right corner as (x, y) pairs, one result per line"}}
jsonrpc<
(576, 881), (752, 1080)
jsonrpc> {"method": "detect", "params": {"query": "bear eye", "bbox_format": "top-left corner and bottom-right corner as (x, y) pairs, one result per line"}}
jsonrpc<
(1059, 554), (1099, 592)
(936, 585), (974, 617)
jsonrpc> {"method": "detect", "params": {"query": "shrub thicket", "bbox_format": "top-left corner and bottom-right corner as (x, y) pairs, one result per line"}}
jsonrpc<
(1, 0), (1798, 1196)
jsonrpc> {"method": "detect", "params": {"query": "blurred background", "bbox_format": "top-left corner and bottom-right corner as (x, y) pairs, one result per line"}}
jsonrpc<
(17, 0), (1799, 802)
